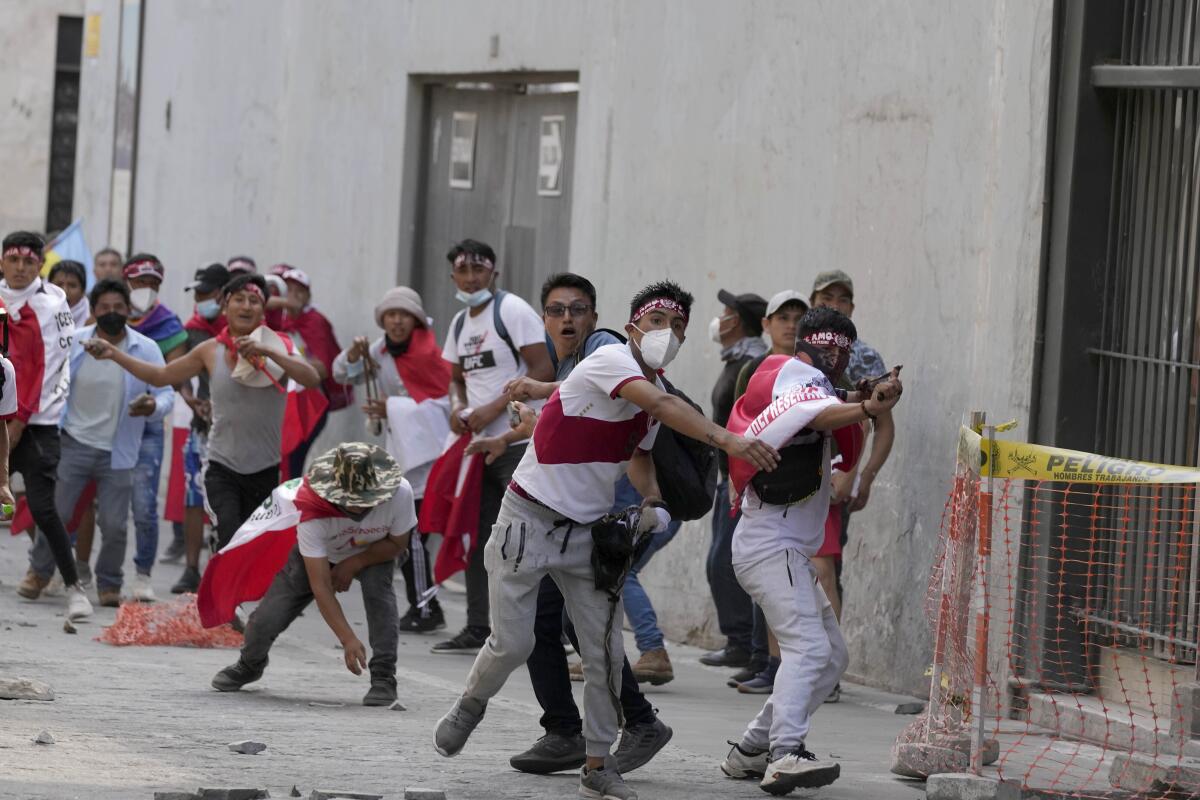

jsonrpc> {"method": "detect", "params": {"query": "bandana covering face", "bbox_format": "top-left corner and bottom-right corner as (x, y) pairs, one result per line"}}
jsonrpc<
(2, 246), (42, 263)
(797, 330), (852, 380)
(630, 297), (689, 325)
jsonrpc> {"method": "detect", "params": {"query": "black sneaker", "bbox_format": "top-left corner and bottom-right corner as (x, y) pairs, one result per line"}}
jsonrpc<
(211, 659), (266, 692)
(399, 605), (446, 633)
(431, 626), (489, 654)
(509, 732), (586, 774)
(170, 566), (201, 594)
(727, 662), (766, 688)
(363, 679), (398, 707)
(614, 717), (673, 774)
(161, 537), (186, 564)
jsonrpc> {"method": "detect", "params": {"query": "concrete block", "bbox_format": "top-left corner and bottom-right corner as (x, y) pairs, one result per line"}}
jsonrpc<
(404, 790), (446, 800)
(925, 773), (1020, 800)
(309, 792), (382, 800)
(0, 677), (54, 701)
(227, 740), (267, 755)
(1170, 682), (1200, 741)
(198, 789), (270, 799)
(1109, 751), (1200, 793)
(154, 793), (201, 800)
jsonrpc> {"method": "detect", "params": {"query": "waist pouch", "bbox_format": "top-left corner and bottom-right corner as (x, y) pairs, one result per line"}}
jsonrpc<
(750, 440), (823, 506)
(591, 513), (636, 595)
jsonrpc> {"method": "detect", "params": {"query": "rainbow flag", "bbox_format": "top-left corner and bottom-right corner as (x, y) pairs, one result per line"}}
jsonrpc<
(42, 218), (95, 288)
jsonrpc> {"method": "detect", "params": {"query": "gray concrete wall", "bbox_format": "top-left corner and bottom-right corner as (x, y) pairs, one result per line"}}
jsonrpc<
(74, 0), (1055, 696)
(0, 0), (86, 235)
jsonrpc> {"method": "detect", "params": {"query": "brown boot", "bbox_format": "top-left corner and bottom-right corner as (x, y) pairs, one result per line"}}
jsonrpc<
(97, 588), (122, 608)
(16, 569), (50, 600)
(632, 648), (674, 686)
(568, 660), (585, 682)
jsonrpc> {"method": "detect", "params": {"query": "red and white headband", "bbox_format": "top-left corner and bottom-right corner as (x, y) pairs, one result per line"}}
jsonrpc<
(630, 297), (689, 325)
(123, 259), (164, 281)
(453, 253), (494, 271)
(227, 283), (266, 302)
(802, 330), (853, 350)
(3, 246), (42, 263)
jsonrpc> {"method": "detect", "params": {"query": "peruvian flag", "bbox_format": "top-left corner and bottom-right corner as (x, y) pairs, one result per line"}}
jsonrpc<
(280, 378), (329, 480)
(163, 390), (194, 524)
(417, 433), (484, 584)
(196, 477), (342, 628)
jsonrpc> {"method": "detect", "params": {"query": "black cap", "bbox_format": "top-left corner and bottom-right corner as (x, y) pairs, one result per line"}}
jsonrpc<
(717, 289), (768, 336)
(186, 263), (231, 294)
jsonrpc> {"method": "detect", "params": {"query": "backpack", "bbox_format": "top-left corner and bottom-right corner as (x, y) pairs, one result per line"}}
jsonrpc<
(451, 290), (519, 363)
(653, 375), (718, 521)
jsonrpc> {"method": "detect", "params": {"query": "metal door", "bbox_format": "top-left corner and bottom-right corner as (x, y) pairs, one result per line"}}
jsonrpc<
(412, 84), (577, 334)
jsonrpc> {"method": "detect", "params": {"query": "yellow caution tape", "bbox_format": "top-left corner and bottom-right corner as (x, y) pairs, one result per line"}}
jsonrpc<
(979, 437), (1200, 484)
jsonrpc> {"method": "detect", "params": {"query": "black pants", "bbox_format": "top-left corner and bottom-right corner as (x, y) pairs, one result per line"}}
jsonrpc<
(526, 575), (655, 737)
(464, 442), (526, 630)
(12, 425), (77, 586)
(399, 498), (441, 616)
(240, 546), (399, 684)
(705, 479), (753, 651)
(204, 460), (279, 549)
(286, 409), (328, 480)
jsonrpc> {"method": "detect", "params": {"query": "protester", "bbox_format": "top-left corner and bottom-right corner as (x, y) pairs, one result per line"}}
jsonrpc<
(433, 280), (779, 800)
(729, 289), (809, 694)
(28, 280), (172, 606)
(702, 289), (768, 669)
(226, 255), (256, 274)
(118, 254), (187, 602)
(93, 247), (123, 282)
(168, 262), (229, 593)
(493, 273), (674, 775)
(83, 273), (321, 554)
(431, 239), (553, 654)
(275, 267), (351, 477)
(210, 443), (415, 706)
(809, 270), (894, 703)
(48, 260), (90, 328)
(333, 286), (451, 632)
(720, 306), (901, 794)
(2, 231), (90, 620)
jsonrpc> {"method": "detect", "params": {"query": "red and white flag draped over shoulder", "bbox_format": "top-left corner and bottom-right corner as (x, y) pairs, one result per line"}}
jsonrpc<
(725, 354), (865, 504)
(196, 477), (342, 628)
(418, 433), (484, 584)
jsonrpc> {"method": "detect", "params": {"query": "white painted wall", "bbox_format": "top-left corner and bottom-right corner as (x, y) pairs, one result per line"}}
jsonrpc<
(74, 0), (1055, 695)
(0, 0), (86, 235)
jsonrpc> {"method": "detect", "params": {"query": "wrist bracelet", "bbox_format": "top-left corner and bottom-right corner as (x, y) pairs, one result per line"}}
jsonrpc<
(861, 401), (877, 421)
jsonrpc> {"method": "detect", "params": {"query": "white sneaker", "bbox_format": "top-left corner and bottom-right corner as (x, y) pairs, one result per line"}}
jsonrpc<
(760, 747), (840, 794)
(131, 572), (157, 603)
(721, 740), (769, 779)
(42, 573), (65, 597)
(66, 584), (93, 621)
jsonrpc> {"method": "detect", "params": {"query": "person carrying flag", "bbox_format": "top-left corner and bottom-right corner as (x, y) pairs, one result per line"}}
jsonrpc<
(333, 286), (451, 633)
(433, 280), (780, 800)
(206, 443), (415, 706)
(81, 273), (321, 554)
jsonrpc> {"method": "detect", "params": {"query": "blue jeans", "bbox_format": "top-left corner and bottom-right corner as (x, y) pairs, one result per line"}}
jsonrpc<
(132, 420), (164, 575)
(32, 433), (132, 591)
(613, 475), (681, 654)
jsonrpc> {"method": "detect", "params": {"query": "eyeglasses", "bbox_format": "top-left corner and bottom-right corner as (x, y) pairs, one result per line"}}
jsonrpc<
(544, 303), (593, 318)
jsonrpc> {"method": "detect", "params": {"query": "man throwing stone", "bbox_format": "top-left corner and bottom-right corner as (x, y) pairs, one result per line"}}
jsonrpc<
(434, 280), (779, 800)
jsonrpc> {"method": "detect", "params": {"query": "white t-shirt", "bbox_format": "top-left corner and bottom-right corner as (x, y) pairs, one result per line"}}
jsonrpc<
(296, 478), (417, 565)
(441, 293), (546, 438)
(731, 359), (842, 565)
(0, 356), (16, 418)
(510, 343), (660, 523)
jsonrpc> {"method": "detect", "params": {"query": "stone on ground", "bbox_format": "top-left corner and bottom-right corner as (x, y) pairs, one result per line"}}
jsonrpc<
(227, 740), (267, 755)
(0, 676), (54, 701)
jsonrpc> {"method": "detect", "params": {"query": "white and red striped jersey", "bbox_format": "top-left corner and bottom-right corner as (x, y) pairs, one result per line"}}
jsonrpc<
(510, 343), (660, 523)
(0, 278), (74, 425)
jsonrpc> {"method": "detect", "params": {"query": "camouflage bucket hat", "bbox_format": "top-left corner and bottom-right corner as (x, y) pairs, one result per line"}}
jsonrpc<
(307, 443), (403, 508)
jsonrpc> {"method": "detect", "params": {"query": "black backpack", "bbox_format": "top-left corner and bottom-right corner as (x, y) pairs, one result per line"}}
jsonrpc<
(653, 375), (718, 521)
(451, 290), (519, 362)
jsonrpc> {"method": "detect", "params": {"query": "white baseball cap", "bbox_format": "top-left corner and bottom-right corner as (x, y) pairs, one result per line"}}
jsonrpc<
(765, 290), (809, 318)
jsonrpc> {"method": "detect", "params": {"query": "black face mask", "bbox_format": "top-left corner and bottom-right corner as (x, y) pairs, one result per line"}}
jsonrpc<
(384, 337), (409, 357)
(795, 337), (850, 382)
(95, 312), (127, 336)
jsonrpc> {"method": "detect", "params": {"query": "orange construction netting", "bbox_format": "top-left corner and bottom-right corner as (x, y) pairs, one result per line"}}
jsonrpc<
(97, 594), (243, 648)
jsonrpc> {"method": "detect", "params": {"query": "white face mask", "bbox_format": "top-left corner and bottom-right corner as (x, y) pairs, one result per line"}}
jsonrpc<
(129, 287), (158, 316)
(632, 327), (682, 371)
(455, 288), (493, 308)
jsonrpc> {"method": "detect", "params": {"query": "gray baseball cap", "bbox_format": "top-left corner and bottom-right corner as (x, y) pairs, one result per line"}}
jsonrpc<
(765, 290), (809, 317)
(811, 270), (854, 297)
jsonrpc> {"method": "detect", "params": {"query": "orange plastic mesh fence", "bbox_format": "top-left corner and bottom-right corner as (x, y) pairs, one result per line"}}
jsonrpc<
(895, 453), (1200, 799)
(97, 594), (243, 648)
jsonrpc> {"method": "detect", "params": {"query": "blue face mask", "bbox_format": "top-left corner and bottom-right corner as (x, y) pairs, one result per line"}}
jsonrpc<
(196, 298), (221, 320)
(455, 288), (493, 308)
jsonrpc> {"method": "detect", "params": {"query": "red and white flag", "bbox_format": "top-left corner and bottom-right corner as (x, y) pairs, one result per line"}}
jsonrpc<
(280, 378), (329, 480)
(196, 477), (341, 628)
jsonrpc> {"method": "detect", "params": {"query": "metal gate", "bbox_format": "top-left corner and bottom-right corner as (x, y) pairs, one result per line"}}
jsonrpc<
(1088, 0), (1200, 666)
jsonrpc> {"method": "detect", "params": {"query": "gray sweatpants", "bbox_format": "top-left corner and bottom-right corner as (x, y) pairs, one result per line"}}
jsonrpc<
(464, 490), (625, 758)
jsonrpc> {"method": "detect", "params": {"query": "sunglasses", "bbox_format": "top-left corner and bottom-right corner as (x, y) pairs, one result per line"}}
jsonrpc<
(544, 303), (593, 318)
